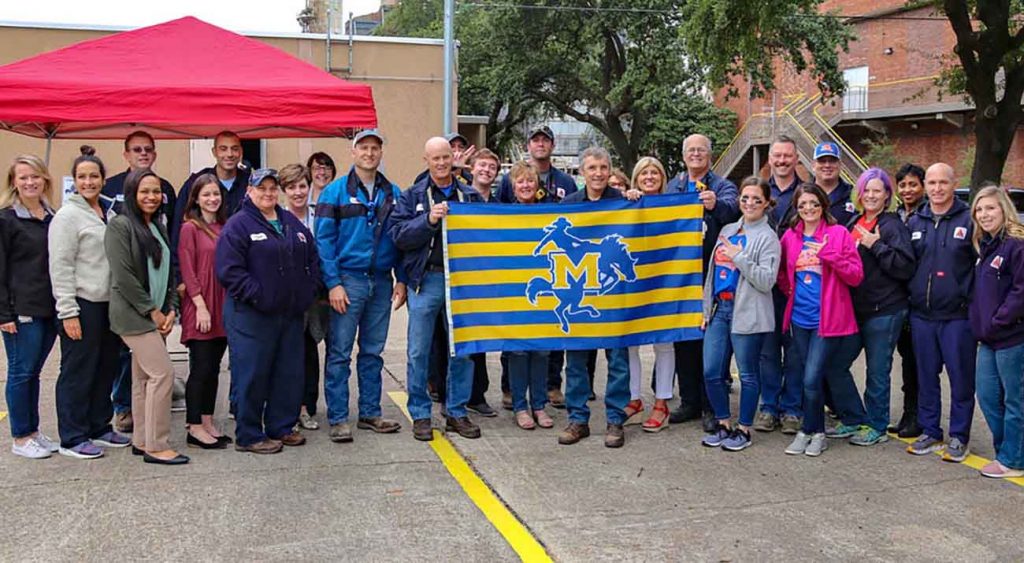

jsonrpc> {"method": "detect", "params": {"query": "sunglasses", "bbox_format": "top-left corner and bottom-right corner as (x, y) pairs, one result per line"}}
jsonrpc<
(129, 146), (155, 154)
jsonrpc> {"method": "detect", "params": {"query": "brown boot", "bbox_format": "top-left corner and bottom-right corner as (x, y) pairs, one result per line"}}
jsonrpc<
(278, 431), (306, 447)
(235, 439), (283, 454)
(558, 422), (590, 445)
(605, 423), (625, 448)
(548, 389), (566, 409)
(445, 416), (481, 439)
(114, 411), (134, 433)
(413, 419), (434, 441)
(357, 417), (401, 434)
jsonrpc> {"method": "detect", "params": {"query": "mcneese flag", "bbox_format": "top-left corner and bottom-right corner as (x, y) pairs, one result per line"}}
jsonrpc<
(443, 192), (704, 356)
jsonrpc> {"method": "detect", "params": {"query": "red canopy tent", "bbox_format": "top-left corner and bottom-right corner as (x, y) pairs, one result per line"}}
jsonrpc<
(0, 16), (377, 146)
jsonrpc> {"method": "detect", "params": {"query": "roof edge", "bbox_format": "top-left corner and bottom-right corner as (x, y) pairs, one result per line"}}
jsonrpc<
(0, 19), (444, 46)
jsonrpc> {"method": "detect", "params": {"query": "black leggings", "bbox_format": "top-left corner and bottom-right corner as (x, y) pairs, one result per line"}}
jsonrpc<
(302, 329), (320, 415)
(185, 337), (227, 424)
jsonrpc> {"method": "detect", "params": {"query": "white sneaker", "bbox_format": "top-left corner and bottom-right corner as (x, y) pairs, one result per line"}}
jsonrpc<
(12, 438), (52, 459)
(35, 432), (59, 453)
(785, 431), (811, 455)
(805, 432), (829, 457)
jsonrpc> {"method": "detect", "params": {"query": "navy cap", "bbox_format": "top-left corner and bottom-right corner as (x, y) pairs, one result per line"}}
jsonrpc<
(353, 129), (385, 146)
(445, 132), (469, 145)
(249, 168), (279, 187)
(814, 142), (841, 160)
(528, 125), (555, 141)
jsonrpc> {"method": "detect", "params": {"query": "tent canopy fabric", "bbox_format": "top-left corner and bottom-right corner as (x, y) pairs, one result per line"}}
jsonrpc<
(0, 16), (377, 139)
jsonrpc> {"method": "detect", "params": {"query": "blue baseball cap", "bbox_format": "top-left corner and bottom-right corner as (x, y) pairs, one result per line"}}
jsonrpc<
(353, 129), (385, 146)
(249, 168), (279, 187)
(814, 142), (840, 160)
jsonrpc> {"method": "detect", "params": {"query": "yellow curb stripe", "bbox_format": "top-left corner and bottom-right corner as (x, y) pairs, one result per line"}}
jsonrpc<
(387, 391), (552, 562)
(891, 433), (1024, 487)
(0, 411), (6, 422)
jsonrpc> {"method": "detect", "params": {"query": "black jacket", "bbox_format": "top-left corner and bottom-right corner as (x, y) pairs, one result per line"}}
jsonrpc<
(846, 211), (915, 320)
(907, 198), (976, 320)
(0, 205), (56, 323)
(102, 169), (177, 225)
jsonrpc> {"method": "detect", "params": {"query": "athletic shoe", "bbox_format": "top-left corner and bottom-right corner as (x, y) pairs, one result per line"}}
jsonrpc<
(35, 432), (59, 453)
(12, 438), (51, 459)
(941, 437), (969, 463)
(59, 442), (104, 459)
(825, 423), (860, 439)
(701, 424), (731, 448)
(907, 434), (944, 456)
(804, 433), (828, 457)
(467, 402), (497, 418)
(780, 415), (802, 435)
(721, 428), (752, 451)
(784, 431), (811, 455)
(752, 412), (778, 432)
(92, 431), (131, 448)
(170, 399), (186, 413)
(850, 427), (889, 446)
(980, 461), (1024, 479)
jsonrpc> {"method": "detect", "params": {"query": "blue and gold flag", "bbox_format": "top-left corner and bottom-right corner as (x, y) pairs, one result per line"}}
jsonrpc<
(443, 192), (705, 356)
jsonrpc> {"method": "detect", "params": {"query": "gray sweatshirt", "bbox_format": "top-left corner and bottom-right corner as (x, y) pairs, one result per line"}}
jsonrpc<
(48, 194), (111, 319)
(702, 214), (780, 334)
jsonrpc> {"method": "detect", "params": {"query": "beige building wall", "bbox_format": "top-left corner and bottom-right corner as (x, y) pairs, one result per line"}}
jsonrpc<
(0, 23), (450, 197)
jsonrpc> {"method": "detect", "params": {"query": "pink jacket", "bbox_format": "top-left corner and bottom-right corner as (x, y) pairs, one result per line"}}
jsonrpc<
(777, 221), (864, 337)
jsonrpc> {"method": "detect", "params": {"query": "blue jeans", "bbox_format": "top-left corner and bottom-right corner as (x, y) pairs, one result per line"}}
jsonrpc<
(406, 272), (472, 421)
(509, 350), (549, 411)
(790, 326), (840, 434)
(324, 272), (394, 425)
(859, 310), (907, 432)
(111, 343), (132, 414)
(566, 348), (629, 425)
(3, 317), (57, 438)
(758, 290), (802, 417)
(703, 300), (766, 427)
(827, 334), (868, 427)
(976, 342), (1024, 469)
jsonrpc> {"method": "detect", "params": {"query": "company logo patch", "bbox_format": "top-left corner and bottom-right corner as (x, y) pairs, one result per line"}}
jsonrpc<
(526, 217), (638, 333)
(415, 203), (425, 212)
(297, 232), (307, 243)
(991, 255), (1004, 269)
(556, 187), (565, 199)
(911, 231), (923, 241)
(845, 202), (855, 213)
(953, 226), (967, 240)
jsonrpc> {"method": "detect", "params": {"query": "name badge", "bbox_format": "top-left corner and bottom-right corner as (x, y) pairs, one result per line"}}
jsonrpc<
(115, 194), (125, 202)
(911, 231), (923, 241)
(250, 233), (268, 241)
(991, 255), (1004, 269)
(953, 226), (967, 240)
(17, 316), (32, 323)
(349, 197), (360, 204)
(415, 203), (425, 212)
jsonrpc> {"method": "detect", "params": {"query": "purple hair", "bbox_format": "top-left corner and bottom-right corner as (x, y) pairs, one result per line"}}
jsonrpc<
(854, 167), (895, 211)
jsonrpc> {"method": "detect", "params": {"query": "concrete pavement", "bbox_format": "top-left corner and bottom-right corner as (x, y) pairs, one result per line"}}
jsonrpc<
(0, 308), (1021, 561)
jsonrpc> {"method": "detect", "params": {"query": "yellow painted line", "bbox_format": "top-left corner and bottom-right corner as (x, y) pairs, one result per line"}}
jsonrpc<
(890, 433), (1024, 488)
(0, 411), (6, 422)
(387, 391), (552, 562)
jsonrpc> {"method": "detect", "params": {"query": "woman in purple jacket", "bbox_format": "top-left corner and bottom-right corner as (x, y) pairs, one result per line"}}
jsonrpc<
(969, 186), (1024, 479)
(777, 183), (863, 458)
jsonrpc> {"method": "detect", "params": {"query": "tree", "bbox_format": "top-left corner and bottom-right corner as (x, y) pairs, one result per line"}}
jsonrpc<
(377, 0), (852, 172)
(937, 0), (1024, 190)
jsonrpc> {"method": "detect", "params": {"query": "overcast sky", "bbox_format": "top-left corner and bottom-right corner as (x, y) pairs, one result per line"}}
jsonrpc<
(0, 0), (383, 33)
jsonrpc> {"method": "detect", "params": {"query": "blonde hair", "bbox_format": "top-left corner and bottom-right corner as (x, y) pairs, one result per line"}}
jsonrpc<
(2, 155), (53, 210)
(630, 157), (667, 193)
(278, 163), (309, 189)
(509, 160), (539, 185)
(971, 186), (1024, 252)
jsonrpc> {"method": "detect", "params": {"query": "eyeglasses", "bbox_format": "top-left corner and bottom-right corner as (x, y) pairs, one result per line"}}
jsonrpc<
(312, 165), (334, 173)
(129, 146), (155, 154)
(740, 195), (764, 204)
(684, 147), (709, 155)
(797, 201), (822, 210)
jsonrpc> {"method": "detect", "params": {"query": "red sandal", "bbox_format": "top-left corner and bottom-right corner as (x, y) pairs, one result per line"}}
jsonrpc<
(642, 402), (670, 433)
(624, 399), (644, 426)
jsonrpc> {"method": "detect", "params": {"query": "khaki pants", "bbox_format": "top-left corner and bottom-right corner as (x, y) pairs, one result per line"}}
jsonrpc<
(121, 331), (173, 452)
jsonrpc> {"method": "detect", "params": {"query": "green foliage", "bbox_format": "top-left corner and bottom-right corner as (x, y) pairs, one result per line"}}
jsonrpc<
(374, 0), (444, 38)
(861, 134), (902, 174)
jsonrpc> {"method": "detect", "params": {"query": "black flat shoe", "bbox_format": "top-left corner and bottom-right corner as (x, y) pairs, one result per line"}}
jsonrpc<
(143, 453), (190, 465)
(214, 435), (233, 445)
(131, 446), (144, 456)
(187, 434), (225, 450)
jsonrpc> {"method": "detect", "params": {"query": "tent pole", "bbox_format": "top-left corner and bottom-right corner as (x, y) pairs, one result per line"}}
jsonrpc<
(443, 0), (454, 135)
(44, 135), (52, 166)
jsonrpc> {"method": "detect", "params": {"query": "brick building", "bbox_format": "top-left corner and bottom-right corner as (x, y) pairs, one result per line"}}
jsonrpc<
(713, 0), (1024, 187)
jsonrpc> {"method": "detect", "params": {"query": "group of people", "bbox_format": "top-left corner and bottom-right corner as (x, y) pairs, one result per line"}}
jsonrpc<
(2, 126), (1023, 479)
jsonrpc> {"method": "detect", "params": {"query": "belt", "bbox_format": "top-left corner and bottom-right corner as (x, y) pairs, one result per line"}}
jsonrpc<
(426, 264), (446, 273)
(717, 291), (734, 301)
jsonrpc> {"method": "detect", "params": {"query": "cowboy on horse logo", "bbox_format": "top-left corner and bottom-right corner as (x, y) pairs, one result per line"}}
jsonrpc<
(526, 217), (638, 333)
